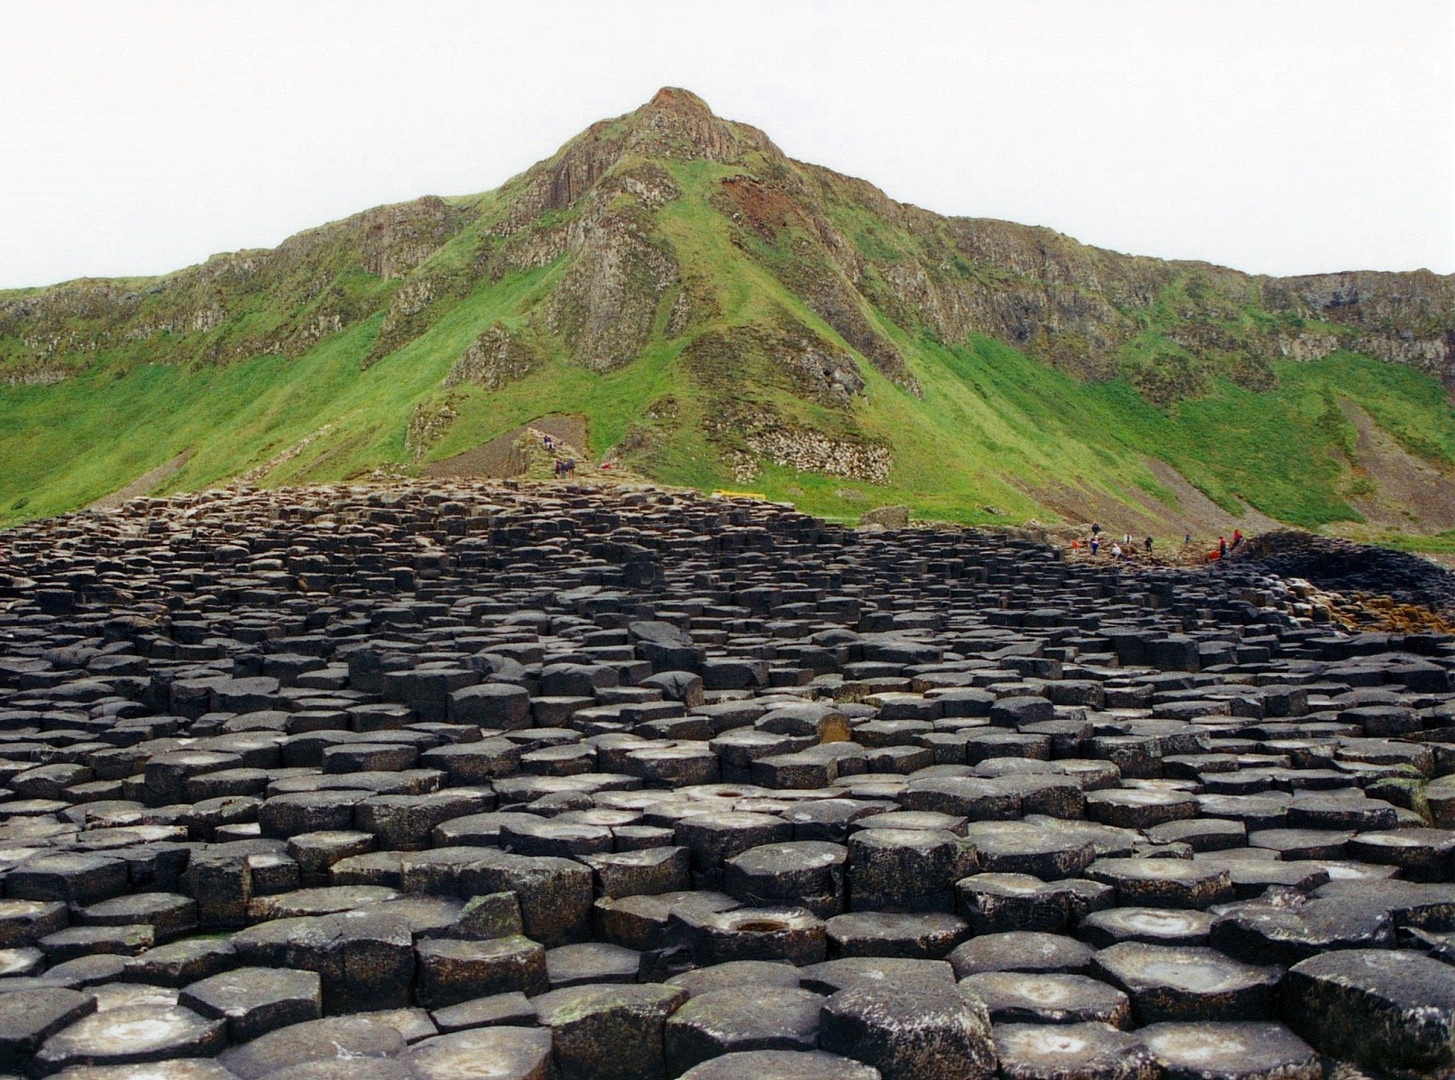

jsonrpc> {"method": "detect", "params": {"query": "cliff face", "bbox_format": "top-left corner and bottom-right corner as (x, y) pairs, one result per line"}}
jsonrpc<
(0, 88), (1452, 528)
(789, 168), (1455, 399)
(1265, 271), (1455, 381)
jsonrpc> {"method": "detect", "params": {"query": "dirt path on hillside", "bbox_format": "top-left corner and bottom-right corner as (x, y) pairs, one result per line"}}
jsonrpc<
(88, 452), (190, 510)
(1028, 459), (1278, 545)
(1141, 460), (1282, 536)
(423, 416), (591, 480)
(1338, 401), (1455, 532)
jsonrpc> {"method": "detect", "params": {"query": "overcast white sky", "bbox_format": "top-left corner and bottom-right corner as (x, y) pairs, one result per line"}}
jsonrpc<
(1, 0), (1451, 289)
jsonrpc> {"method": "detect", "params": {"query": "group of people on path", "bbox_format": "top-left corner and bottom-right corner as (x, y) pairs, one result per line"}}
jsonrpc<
(1214, 529), (1244, 560)
(1072, 522), (1154, 560)
(542, 433), (578, 478)
(1072, 521), (1250, 563)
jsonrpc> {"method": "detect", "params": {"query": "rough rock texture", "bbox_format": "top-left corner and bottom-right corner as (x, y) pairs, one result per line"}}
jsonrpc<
(445, 323), (544, 390)
(1282, 948), (1455, 1074)
(735, 423), (893, 486)
(1, 479), (1454, 1079)
(1237, 530), (1455, 618)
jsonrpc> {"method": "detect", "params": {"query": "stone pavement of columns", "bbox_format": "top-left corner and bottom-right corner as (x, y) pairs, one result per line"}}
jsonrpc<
(0, 481), (1452, 1079)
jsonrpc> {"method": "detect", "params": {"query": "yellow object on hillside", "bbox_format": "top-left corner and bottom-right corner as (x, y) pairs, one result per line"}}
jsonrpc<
(711, 490), (767, 501)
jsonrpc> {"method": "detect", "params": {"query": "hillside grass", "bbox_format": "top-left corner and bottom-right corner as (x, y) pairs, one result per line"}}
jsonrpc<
(2, 148), (1453, 542)
(5, 272), (1453, 536)
(0, 264), (560, 521)
(738, 340), (1455, 532)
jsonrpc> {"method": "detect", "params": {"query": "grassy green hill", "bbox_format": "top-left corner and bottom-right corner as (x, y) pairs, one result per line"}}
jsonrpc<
(3, 89), (1454, 548)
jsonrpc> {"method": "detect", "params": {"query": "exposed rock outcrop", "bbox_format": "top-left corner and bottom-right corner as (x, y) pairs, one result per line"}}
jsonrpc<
(706, 403), (892, 485)
(445, 323), (544, 390)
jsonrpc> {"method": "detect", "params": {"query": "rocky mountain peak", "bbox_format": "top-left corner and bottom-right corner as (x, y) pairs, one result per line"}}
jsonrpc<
(510, 88), (781, 222)
(622, 87), (778, 165)
(643, 86), (715, 118)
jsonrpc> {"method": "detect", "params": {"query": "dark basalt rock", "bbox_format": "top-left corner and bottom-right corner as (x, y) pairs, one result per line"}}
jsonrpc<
(1090, 943), (1282, 1024)
(956, 873), (1074, 935)
(1084, 858), (1235, 910)
(961, 972), (1130, 1027)
(404, 1025), (554, 1080)
(414, 934), (547, 1007)
(1238, 530), (1455, 617)
(1282, 948), (1455, 1074)
(1208, 894), (1396, 966)
(993, 1021), (1159, 1080)
(1076, 907), (1213, 949)
(533, 982), (688, 1080)
(949, 932), (1096, 977)
(34, 1004), (227, 1073)
(800, 956), (955, 996)
(846, 828), (978, 913)
(2, 482), (1453, 1079)
(666, 958), (802, 997)
(962, 821), (1096, 880)
(682, 906), (827, 967)
(218, 1016), (407, 1078)
(429, 989), (536, 1033)
(122, 937), (240, 987)
(664, 984), (824, 1074)
(1139, 1021), (1320, 1080)
(818, 979), (996, 1080)
(178, 966), (322, 1043)
(677, 1049), (883, 1079)
(824, 911), (970, 959)
(1346, 826), (1455, 880)
(0, 986), (96, 1073)
(0, 900), (69, 948)
(544, 940), (641, 988)
(722, 840), (847, 916)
